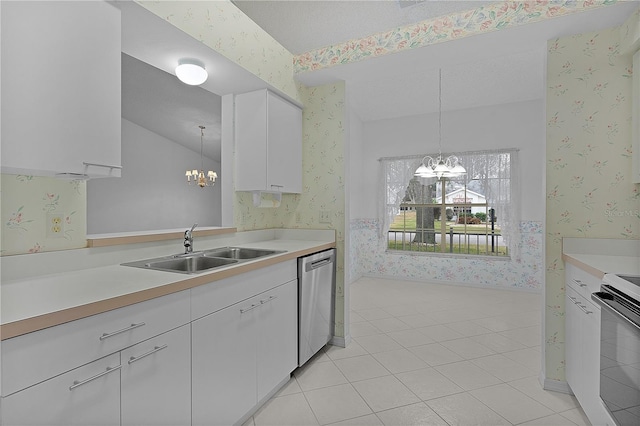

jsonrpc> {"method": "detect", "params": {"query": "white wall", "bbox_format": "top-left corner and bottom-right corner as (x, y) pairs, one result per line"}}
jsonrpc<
(357, 99), (545, 222)
(87, 119), (221, 234)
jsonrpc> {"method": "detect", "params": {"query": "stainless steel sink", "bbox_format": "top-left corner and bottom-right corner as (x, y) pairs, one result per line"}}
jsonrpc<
(122, 253), (238, 274)
(121, 247), (285, 274)
(203, 247), (283, 260)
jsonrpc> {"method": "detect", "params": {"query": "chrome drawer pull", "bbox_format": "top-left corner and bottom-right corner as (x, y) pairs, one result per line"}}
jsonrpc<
(260, 295), (278, 304)
(99, 322), (146, 340)
(69, 365), (121, 390)
(573, 279), (587, 287)
(240, 304), (259, 314)
(128, 344), (168, 365)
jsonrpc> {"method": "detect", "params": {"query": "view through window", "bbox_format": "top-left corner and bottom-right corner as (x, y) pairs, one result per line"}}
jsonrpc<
(382, 150), (517, 257)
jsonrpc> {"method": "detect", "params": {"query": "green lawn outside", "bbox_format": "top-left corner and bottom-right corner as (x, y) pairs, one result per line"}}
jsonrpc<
(390, 211), (501, 234)
(388, 211), (507, 256)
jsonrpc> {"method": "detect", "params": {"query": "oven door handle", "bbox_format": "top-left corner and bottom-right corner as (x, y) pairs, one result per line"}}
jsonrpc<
(592, 292), (640, 332)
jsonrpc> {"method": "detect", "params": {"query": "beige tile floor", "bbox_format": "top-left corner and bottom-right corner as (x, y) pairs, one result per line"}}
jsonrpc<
(244, 277), (590, 426)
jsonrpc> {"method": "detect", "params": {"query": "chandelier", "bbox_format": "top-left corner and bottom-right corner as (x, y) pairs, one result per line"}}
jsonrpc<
(186, 125), (217, 188)
(414, 69), (466, 180)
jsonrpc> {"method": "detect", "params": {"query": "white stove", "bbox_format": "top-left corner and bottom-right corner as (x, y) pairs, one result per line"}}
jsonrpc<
(603, 273), (640, 302)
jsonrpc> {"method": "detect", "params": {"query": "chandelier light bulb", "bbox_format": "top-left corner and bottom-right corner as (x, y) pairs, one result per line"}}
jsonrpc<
(186, 126), (218, 188)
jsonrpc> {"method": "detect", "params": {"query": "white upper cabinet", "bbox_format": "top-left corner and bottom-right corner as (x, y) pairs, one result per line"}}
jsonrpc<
(235, 89), (302, 193)
(1, 1), (121, 178)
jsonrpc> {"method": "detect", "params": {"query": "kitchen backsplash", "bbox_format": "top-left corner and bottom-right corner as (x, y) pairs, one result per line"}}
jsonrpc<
(1, 174), (87, 256)
(545, 24), (640, 382)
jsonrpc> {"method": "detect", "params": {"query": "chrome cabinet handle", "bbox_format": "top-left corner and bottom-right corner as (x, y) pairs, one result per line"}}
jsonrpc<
(573, 279), (587, 287)
(69, 365), (121, 391)
(83, 161), (122, 170)
(99, 322), (146, 340)
(240, 304), (259, 314)
(579, 304), (593, 314)
(568, 296), (577, 301)
(128, 344), (168, 365)
(260, 295), (278, 304)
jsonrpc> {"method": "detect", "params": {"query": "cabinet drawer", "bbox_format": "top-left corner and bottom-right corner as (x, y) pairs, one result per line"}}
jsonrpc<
(565, 262), (601, 299)
(191, 260), (297, 320)
(2, 290), (190, 396)
(1, 353), (121, 426)
(566, 284), (599, 318)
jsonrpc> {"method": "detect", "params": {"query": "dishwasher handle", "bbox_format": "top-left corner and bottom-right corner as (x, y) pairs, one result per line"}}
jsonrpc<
(308, 257), (332, 270)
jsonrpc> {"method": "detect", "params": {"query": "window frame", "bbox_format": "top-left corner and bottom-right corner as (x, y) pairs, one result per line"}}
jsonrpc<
(380, 149), (518, 259)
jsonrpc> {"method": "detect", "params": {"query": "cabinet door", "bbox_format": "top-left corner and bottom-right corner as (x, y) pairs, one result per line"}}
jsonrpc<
(266, 92), (302, 193)
(192, 300), (257, 426)
(1, 1), (121, 178)
(580, 301), (609, 425)
(565, 286), (582, 396)
(256, 280), (299, 401)
(235, 90), (268, 192)
(121, 325), (191, 426)
(1, 353), (121, 426)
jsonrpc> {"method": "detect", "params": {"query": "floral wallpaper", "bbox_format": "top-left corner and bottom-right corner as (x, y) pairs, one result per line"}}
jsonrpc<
(620, 6), (640, 53)
(137, 0), (300, 103)
(545, 26), (640, 382)
(350, 219), (544, 292)
(1, 174), (87, 256)
(234, 82), (347, 338)
(293, 0), (616, 74)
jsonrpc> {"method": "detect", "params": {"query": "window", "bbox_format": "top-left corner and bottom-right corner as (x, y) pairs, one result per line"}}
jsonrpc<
(380, 149), (519, 258)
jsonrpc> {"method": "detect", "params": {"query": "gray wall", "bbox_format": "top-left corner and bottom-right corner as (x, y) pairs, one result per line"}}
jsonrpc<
(88, 119), (221, 234)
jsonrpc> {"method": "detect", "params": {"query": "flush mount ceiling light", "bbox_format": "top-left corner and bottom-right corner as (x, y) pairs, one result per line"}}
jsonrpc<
(414, 69), (466, 180)
(175, 59), (208, 85)
(186, 126), (217, 188)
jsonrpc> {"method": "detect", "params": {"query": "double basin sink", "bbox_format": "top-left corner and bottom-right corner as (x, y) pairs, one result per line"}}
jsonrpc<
(122, 247), (285, 274)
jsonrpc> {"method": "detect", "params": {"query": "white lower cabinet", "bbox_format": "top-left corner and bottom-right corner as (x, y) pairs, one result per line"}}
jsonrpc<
(192, 279), (298, 425)
(121, 325), (191, 426)
(1, 353), (121, 426)
(256, 280), (298, 401)
(192, 294), (257, 426)
(564, 266), (613, 426)
(1, 261), (300, 426)
(1, 325), (191, 426)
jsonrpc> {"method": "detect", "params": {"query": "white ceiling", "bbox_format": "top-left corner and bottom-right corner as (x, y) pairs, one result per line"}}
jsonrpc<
(120, 1), (639, 157)
(122, 53), (222, 160)
(232, 0), (495, 55)
(237, 0), (639, 121)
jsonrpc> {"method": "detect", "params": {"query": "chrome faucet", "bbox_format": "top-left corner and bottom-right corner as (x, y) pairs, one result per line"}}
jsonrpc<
(184, 223), (197, 254)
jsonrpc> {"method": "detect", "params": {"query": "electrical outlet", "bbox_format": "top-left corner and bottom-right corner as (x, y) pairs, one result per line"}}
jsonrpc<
(319, 210), (331, 223)
(46, 213), (65, 238)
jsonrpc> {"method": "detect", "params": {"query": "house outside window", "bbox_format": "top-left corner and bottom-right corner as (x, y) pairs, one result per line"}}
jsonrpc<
(380, 149), (519, 258)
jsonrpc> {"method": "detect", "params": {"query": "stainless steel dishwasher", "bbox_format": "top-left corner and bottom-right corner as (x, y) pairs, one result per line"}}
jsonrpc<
(298, 249), (336, 366)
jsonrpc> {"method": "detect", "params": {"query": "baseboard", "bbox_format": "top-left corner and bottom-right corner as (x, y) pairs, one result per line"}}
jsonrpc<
(235, 374), (291, 426)
(330, 334), (351, 348)
(542, 374), (573, 395)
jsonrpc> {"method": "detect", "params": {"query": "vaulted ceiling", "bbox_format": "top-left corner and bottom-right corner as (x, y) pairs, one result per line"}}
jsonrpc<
(121, 1), (639, 159)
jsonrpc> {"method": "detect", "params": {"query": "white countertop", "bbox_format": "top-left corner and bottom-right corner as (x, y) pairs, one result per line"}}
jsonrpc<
(563, 254), (640, 276)
(562, 237), (640, 278)
(1, 229), (335, 338)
